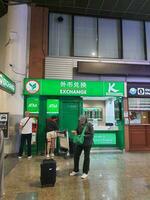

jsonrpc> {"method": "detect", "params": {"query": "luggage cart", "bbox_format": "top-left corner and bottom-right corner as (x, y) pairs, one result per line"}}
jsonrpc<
(59, 130), (70, 158)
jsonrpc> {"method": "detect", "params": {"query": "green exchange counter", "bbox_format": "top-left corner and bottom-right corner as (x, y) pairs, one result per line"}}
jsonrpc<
(93, 128), (119, 147)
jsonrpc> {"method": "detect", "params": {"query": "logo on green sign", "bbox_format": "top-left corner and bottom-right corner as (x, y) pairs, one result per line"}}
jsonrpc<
(104, 82), (124, 96)
(28, 103), (38, 108)
(47, 100), (59, 114)
(26, 97), (39, 113)
(26, 80), (40, 94)
(108, 83), (119, 93)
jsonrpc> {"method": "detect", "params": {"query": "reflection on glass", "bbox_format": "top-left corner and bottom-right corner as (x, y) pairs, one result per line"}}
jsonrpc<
(128, 98), (150, 124)
(83, 107), (103, 120)
(129, 111), (150, 125)
(114, 100), (122, 121)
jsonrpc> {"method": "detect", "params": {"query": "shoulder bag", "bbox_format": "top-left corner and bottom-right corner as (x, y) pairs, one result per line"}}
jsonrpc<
(22, 117), (30, 129)
(73, 125), (87, 145)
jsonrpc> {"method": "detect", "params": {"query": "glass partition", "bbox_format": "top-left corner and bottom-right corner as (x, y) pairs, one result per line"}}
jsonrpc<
(128, 98), (150, 124)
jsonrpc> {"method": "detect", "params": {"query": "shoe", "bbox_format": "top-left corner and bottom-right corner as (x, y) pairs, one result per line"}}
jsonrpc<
(56, 166), (60, 171)
(81, 173), (88, 179)
(0, 192), (5, 197)
(18, 156), (22, 159)
(70, 171), (79, 176)
(46, 154), (50, 158)
(27, 156), (32, 159)
(50, 153), (54, 158)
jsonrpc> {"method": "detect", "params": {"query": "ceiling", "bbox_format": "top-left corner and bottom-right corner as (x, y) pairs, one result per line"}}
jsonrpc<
(2, 0), (150, 20)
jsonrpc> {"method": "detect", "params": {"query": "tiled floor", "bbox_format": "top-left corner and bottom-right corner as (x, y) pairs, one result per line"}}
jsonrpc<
(4, 155), (18, 176)
(3, 152), (150, 200)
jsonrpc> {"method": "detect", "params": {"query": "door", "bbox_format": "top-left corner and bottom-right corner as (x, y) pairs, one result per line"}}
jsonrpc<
(59, 98), (82, 154)
(60, 101), (81, 135)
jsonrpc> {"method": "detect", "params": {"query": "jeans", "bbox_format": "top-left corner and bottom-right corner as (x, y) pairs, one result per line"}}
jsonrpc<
(18, 133), (32, 157)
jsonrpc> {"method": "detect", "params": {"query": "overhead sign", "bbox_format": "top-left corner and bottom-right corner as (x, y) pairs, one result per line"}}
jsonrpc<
(103, 82), (124, 96)
(24, 79), (124, 97)
(0, 112), (9, 138)
(127, 83), (150, 98)
(47, 99), (59, 114)
(0, 72), (16, 94)
(26, 97), (39, 113)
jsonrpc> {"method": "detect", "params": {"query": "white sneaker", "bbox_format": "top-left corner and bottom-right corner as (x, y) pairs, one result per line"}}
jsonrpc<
(46, 154), (50, 158)
(81, 173), (88, 179)
(56, 166), (60, 171)
(18, 156), (22, 159)
(28, 156), (32, 159)
(70, 171), (79, 176)
(50, 153), (54, 158)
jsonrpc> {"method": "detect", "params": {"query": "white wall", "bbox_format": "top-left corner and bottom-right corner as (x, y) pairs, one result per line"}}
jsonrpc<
(0, 5), (29, 153)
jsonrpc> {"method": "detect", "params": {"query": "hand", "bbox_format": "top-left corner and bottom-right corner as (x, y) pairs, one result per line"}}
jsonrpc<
(72, 130), (77, 135)
(19, 124), (22, 129)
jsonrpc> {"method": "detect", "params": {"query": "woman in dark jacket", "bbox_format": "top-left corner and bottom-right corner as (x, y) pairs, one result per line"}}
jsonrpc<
(70, 115), (94, 179)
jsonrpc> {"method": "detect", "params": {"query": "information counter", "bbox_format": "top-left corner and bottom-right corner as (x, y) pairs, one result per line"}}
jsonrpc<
(93, 126), (119, 147)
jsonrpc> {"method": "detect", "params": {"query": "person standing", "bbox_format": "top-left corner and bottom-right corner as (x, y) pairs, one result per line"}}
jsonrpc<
(70, 115), (94, 179)
(18, 111), (35, 159)
(46, 116), (58, 158)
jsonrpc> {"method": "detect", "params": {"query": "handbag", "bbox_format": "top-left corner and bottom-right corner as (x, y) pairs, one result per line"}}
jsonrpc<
(73, 125), (87, 145)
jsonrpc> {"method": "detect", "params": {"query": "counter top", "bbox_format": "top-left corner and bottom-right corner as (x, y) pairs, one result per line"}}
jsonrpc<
(94, 126), (118, 131)
(129, 124), (150, 126)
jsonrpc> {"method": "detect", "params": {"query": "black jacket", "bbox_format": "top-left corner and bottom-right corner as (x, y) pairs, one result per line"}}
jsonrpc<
(76, 122), (94, 146)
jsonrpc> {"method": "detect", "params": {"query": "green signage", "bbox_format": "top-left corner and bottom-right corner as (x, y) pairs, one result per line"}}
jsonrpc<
(47, 99), (59, 114)
(0, 72), (16, 94)
(24, 79), (124, 97)
(94, 133), (116, 145)
(26, 97), (39, 113)
(103, 82), (124, 96)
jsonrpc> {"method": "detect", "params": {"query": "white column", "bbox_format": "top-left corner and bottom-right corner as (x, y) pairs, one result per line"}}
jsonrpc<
(105, 99), (115, 124)
(0, 4), (29, 114)
(0, 4), (30, 153)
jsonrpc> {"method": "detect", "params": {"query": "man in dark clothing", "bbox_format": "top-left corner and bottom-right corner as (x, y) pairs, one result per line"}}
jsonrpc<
(47, 116), (58, 132)
(70, 115), (94, 179)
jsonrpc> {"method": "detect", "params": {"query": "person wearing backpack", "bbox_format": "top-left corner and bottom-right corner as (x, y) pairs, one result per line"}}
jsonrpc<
(18, 111), (35, 159)
(70, 115), (94, 179)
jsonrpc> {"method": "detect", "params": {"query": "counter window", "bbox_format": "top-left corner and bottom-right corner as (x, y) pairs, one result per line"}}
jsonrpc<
(83, 97), (118, 129)
(83, 107), (103, 120)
